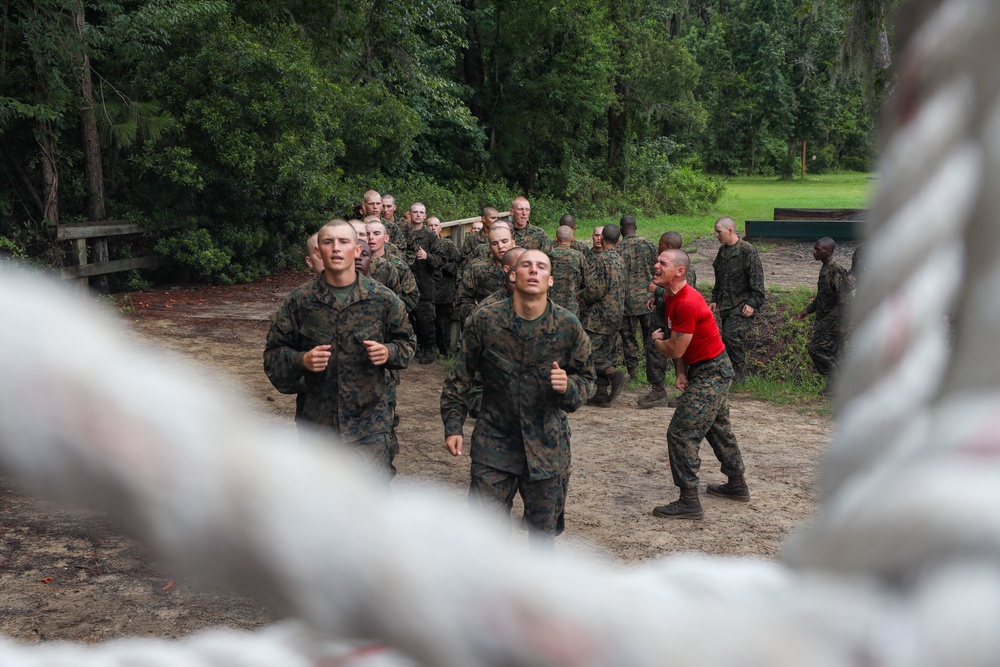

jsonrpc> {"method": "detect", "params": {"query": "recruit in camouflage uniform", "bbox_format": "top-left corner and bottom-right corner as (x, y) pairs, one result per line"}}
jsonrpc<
(460, 207), (501, 270)
(509, 196), (554, 253)
(455, 256), (507, 321)
(799, 238), (849, 394)
(429, 220), (462, 354)
(264, 246), (416, 479)
(648, 249), (748, 520)
(616, 218), (659, 378)
(409, 215), (449, 362)
(548, 244), (586, 317)
(369, 255), (418, 311)
(441, 250), (596, 547)
(513, 224), (553, 252)
(579, 226), (627, 405)
(710, 217), (765, 379)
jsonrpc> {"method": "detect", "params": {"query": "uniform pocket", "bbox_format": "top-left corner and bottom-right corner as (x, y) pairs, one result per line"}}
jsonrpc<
(354, 323), (382, 345)
(482, 347), (516, 376)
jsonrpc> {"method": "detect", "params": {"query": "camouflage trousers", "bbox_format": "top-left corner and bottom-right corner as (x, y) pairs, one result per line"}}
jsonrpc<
(647, 346), (669, 387)
(667, 354), (745, 489)
(351, 431), (399, 483)
(588, 330), (623, 384)
(807, 319), (844, 379)
(297, 426), (398, 484)
(469, 462), (569, 548)
(719, 308), (754, 375)
(619, 313), (655, 375)
(412, 301), (436, 353)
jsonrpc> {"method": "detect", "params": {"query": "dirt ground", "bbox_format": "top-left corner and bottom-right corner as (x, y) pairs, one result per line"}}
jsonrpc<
(0, 239), (841, 645)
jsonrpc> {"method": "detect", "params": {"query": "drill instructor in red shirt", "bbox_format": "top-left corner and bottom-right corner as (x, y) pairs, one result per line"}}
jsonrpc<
(649, 249), (750, 520)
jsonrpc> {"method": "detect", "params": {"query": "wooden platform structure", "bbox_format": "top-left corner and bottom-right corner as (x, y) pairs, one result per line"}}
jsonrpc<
(746, 208), (867, 241)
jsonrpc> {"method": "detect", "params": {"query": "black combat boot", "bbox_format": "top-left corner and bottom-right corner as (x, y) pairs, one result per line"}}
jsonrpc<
(652, 487), (704, 520)
(707, 474), (750, 502)
(587, 384), (610, 406)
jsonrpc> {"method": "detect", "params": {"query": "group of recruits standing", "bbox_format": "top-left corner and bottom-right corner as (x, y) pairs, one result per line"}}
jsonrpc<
(264, 192), (851, 548)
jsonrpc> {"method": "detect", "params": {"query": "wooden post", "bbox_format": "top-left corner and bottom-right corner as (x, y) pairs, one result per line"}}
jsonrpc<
(74, 238), (89, 289)
(801, 140), (807, 179)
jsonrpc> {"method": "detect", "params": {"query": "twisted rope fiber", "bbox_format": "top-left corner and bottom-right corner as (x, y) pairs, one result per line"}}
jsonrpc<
(3, 1), (1000, 663)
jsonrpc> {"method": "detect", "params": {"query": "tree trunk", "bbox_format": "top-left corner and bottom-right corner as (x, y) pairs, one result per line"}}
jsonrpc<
(607, 78), (628, 191)
(76, 8), (105, 222)
(76, 7), (108, 292)
(37, 119), (59, 227)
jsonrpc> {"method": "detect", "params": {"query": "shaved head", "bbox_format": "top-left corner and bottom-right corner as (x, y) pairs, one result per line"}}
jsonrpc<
(501, 246), (527, 270)
(661, 231), (682, 249)
(716, 216), (736, 232)
(559, 214), (576, 229)
(817, 236), (836, 252)
(556, 225), (573, 243)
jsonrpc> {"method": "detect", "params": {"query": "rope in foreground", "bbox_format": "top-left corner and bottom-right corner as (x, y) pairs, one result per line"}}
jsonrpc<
(3, 0), (1000, 663)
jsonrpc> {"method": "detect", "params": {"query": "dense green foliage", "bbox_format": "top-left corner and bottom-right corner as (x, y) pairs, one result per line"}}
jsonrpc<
(1, 0), (883, 283)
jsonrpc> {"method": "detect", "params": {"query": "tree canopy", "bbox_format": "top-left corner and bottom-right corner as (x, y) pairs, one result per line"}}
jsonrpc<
(1, 0), (885, 283)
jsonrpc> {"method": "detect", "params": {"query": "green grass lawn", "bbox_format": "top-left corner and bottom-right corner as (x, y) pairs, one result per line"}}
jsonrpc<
(554, 171), (876, 247)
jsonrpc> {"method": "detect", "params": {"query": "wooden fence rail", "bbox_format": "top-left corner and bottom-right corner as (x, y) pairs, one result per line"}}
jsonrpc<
(52, 220), (175, 287)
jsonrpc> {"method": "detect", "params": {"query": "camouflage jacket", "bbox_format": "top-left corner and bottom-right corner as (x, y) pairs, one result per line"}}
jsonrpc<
(549, 245), (586, 317)
(433, 237), (462, 304)
(369, 256), (419, 312)
(584, 247), (603, 264)
(460, 229), (488, 269)
(711, 239), (765, 312)
(264, 274), (416, 442)
(441, 299), (596, 480)
(383, 246), (421, 309)
(476, 287), (509, 313)
(570, 239), (589, 254)
(512, 224), (553, 252)
(618, 234), (659, 316)
(804, 260), (848, 328)
(580, 246), (625, 335)
(455, 256), (507, 321)
(409, 226), (448, 302)
(383, 218), (414, 264)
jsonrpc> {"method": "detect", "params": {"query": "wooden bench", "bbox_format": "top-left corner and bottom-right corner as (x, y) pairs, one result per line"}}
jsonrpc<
(746, 208), (866, 241)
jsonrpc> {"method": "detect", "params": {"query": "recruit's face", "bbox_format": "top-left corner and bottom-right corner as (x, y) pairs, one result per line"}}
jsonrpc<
(410, 205), (427, 226)
(367, 224), (387, 253)
(592, 227), (604, 250)
(511, 199), (530, 228)
(382, 198), (396, 218)
(427, 219), (442, 237)
(514, 251), (553, 295)
(319, 225), (360, 275)
(355, 243), (372, 275)
(489, 229), (514, 262)
(362, 195), (382, 218)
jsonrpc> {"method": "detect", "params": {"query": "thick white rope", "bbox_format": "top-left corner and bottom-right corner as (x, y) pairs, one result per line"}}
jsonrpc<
(3, 0), (1000, 664)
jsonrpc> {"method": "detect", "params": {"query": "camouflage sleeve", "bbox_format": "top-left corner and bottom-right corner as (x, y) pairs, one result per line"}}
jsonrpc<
(382, 292), (417, 370)
(441, 239), (461, 279)
(425, 234), (447, 271)
(395, 261), (420, 312)
(805, 295), (817, 315)
(441, 314), (482, 436)
(746, 246), (765, 309)
(454, 264), (478, 321)
(711, 254), (721, 305)
(263, 300), (308, 391)
(558, 319), (596, 413)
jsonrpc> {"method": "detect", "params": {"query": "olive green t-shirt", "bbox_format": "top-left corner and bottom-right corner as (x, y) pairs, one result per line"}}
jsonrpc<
(518, 302), (551, 336)
(323, 275), (358, 305)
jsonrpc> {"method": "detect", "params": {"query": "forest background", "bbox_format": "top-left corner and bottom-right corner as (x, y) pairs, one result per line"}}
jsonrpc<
(0, 0), (891, 285)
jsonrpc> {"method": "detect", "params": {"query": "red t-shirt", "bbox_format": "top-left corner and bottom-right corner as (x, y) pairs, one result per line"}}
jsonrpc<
(664, 284), (725, 365)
